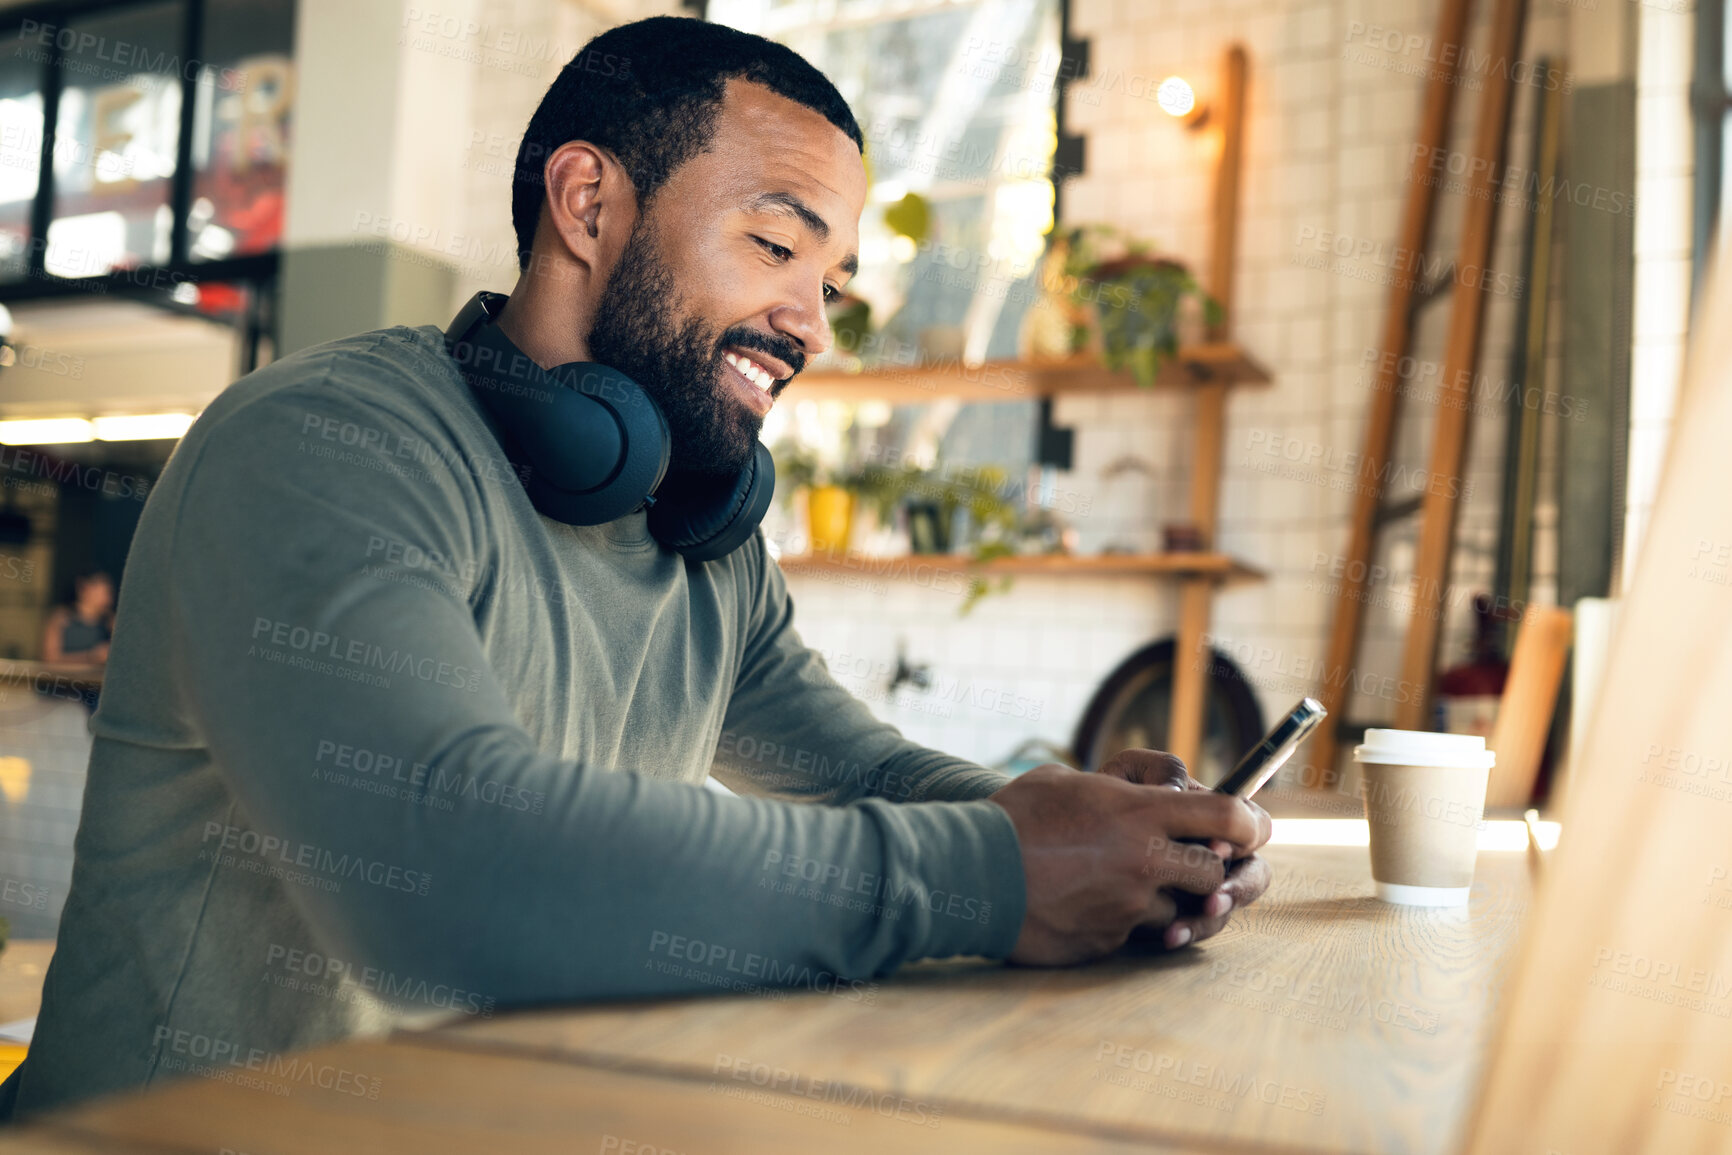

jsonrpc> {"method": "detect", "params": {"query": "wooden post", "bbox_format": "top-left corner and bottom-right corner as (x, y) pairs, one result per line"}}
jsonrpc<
(1394, 0), (1529, 729)
(1305, 0), (1475, 786)
(1170, 384), (1227, 769)
(1206, 45), (1247, 342)
(1485, 605), (1573, 810)
(1169, 45), (1245, 772)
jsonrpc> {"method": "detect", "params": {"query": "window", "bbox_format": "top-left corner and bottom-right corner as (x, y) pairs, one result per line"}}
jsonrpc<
(0, 38), (43, 279)
(0, 0), (295, 290)
(709, 0), (1061, 365)
(186, 0), (295, 262)
(47, 1), (185, 277)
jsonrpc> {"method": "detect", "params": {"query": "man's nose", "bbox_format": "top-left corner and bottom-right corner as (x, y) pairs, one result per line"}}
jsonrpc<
(769, 292), (831, 360)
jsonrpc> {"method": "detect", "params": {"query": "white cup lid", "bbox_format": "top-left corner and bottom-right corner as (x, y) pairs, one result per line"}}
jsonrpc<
(1353, 728), (1496, 769)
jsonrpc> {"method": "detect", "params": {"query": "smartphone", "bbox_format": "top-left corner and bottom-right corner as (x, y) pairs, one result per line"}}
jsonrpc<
(1213, 698), (1327, 800)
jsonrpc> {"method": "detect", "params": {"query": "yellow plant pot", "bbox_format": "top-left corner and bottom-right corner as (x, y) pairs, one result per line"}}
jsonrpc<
(806, 485), (854, 555)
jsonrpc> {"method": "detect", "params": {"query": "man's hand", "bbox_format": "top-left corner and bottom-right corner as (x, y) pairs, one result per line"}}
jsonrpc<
(1098, 748), (1274, 947)
(988, 762), (1271, 966)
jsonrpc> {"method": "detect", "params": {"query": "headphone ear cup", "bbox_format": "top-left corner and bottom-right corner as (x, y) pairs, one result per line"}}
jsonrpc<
(513, 364), (670, 526)
(647, 441), (777, 562)
(451, 299), (669, 526)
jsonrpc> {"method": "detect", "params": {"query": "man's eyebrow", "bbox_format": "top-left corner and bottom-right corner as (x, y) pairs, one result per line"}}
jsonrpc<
(745, 191), (830, 240)
(744, 191), (858, 280)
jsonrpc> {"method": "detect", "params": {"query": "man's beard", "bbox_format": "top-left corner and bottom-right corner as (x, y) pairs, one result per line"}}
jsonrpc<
(586, 218), (792, 480)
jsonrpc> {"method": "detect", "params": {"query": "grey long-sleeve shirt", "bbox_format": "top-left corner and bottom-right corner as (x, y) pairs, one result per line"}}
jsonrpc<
(4, 324), (1025, 1120)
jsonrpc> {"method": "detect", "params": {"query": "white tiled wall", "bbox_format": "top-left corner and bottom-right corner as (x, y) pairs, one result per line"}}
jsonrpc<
(425, 0), (686, 314)
(786, 0), (1577, 774)
(1622, 2), (1696, 584)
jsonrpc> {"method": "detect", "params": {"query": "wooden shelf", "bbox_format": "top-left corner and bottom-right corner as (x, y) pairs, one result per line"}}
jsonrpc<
(789, 346), (1272, 404)
(0, 659), (104, 687)
(775, 550), (1265, 585)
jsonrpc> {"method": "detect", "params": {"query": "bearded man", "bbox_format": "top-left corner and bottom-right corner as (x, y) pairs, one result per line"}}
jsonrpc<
(2, 15), (1268, 1120)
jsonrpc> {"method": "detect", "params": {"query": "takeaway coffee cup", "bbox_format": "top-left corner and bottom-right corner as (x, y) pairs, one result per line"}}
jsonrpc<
(1353, 729), (1495, 907)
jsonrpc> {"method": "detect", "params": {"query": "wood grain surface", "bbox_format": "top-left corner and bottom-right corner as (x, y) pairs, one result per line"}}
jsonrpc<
(1462, 200), (1732, 1155)
(427, 844), (1533, 1155)
(0, 1038), (1218, 1155)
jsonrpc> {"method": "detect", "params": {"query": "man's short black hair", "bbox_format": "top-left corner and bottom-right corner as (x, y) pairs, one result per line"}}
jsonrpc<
(511, 16), (864, 271)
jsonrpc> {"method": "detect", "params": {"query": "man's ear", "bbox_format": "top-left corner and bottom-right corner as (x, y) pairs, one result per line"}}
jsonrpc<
(541, 140), (632, 268)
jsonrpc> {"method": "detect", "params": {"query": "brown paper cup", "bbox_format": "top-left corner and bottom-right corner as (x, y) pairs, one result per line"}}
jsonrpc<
(1354, 730), (1494, 906)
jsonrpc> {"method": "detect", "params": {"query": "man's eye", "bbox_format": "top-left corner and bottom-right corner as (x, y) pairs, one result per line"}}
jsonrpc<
(755, 237), (793, 261)
(823, 284), (841, 304)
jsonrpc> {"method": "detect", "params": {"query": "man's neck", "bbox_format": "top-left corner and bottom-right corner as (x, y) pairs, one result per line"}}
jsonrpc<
(496, 269), (597, 371)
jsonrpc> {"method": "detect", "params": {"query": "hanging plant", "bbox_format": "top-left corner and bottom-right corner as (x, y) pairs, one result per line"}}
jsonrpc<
(1059, 225), (1223, 388)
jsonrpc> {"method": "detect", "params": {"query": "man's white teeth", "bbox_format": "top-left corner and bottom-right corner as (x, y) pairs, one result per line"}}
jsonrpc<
(725, 351), (775, 394)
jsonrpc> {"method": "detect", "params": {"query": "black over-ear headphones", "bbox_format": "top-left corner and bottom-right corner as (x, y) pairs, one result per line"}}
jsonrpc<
(443, 291), (775, 562)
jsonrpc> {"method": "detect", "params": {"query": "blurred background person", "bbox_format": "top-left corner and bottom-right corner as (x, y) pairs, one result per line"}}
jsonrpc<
(39, 572), (112, 669)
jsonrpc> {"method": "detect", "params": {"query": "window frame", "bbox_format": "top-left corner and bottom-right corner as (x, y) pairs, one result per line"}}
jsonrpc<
(0, 0), (283, 371)
(1694, 0), (1728, 303)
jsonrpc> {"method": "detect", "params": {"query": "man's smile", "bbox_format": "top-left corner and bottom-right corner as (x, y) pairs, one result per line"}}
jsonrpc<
(722, 348), (791, 414)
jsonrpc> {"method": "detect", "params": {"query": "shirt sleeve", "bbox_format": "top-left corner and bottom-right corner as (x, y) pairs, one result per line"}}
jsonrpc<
(165, 363), (1027, 1008)
(713, 533), (1015, 805)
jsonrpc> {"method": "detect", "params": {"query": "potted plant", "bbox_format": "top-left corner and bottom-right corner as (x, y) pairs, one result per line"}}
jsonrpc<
(773, 443), (1032, 613)
(853, 461), (1021, 613)
(1049, 224), (1222, 388)
(773, 445), (857, 554)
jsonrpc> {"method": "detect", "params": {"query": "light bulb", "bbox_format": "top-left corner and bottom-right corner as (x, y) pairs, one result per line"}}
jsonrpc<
(1157, 76), (1196, 118)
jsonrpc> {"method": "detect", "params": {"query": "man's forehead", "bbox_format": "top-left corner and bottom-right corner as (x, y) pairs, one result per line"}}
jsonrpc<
(705, 78), (867, 210)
